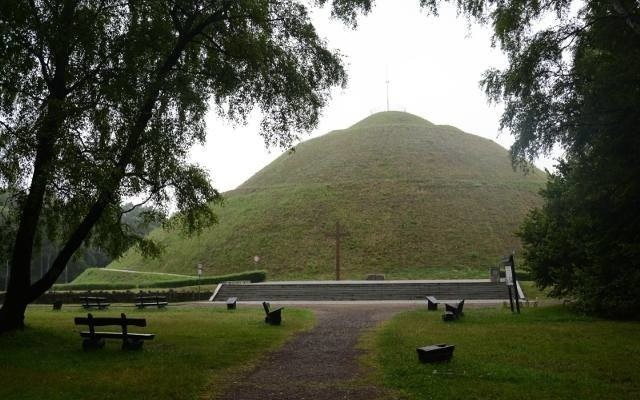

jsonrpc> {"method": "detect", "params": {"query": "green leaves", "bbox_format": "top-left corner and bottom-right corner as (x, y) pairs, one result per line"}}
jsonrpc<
(0, 0), (367, 309)
(424, 0), (640, 317)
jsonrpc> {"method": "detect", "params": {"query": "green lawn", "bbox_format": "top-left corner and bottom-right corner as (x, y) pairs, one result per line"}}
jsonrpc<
(365, 306), (640, 399)
(0, 305), (313, 400)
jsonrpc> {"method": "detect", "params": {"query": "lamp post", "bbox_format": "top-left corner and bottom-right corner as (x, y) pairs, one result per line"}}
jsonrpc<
(197, 263), (203, 301)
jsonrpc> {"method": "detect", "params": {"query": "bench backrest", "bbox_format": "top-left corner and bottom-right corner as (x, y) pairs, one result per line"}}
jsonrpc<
(136, 296), (166, 301)
(74, 313), (147, 327)
(426, 296), (437, 303)
(262, 301), (271, 314)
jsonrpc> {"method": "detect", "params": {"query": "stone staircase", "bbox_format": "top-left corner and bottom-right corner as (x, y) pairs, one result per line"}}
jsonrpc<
(210, 279), (513, 302)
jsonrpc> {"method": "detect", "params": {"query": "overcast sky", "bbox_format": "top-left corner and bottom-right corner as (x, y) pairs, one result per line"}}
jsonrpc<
(190, 1), (559, 193)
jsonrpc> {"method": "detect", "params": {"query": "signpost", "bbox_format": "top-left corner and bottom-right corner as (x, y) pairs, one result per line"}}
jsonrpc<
(502, 253), (520, 314)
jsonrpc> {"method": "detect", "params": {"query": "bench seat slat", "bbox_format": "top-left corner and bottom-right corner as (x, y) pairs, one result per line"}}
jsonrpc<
(75, 317), (147, 326)
(80, 331), (155, 340)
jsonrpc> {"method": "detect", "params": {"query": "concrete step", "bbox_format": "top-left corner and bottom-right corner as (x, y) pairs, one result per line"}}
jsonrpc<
(211, 280), (511, 301)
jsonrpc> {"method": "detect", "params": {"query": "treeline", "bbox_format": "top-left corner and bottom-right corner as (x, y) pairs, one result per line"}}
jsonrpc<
(0, 198), (159, 290)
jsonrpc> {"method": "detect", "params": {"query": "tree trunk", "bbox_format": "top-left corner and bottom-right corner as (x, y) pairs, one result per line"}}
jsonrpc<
(0, 286), (28, 331)
(0, 1), (78, 332)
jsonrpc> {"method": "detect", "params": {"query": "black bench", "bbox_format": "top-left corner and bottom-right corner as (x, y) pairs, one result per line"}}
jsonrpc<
(416, 343), (455, 363)
(426, 296), (439, 311)
(135, 295), (168, 309)
(226, 297), (238, 310)
(442, 299), (465, 321)
(79, 296), (110, 310)
(52, 301), (63, 310)
(262, 302), (283, 325)
(74, 313), (155, 350)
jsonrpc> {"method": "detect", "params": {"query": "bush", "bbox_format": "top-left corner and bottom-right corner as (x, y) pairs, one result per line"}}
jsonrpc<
(52, 270), (266, 291)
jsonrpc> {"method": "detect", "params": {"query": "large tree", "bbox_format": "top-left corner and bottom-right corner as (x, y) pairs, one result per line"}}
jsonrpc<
(515, 2), (640, 316)
(421, 0), (640, 316)
(0, 0), (372, 331)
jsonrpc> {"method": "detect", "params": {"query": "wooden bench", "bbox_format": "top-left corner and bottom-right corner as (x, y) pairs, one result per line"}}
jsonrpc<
(74, 313), (155, 350)
(226, 297), (238, 310)
(135, 295), (168, 309)
(79, 296), (110, 310)
(262, 301), (283, 325)
(426, 296), (439, 311)
(442, 299), (465, 321)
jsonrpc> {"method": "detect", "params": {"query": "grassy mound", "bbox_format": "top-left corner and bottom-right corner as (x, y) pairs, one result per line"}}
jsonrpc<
(365, 306), (640, 399)
(54, 268), (266, 291)
(110, 111), (545, 279)
(0, 306), (313, 400)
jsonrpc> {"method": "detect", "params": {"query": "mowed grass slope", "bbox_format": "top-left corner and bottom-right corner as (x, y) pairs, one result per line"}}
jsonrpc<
(0, 306), (313, 400)
(54, 268), (265, 290)
(109, 111), (545, 280)
(365, 306), (640, 399)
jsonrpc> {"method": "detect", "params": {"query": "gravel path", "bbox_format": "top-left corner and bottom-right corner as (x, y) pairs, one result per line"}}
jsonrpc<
(217, 304), (416, 400)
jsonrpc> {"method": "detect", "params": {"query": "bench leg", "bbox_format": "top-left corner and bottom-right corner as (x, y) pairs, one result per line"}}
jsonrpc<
(442, 311), (456, 322)
(82, 338), (105, 350)
(122, 338), (144, 350)
(265, 311), (282, 325)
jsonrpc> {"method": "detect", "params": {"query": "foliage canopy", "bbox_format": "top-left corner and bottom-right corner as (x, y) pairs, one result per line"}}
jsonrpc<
(425, 0), (640, 317)
(0, 0), (371, 330)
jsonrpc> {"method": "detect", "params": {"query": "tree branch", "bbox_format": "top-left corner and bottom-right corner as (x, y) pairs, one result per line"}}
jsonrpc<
(610, 0), (640, 35)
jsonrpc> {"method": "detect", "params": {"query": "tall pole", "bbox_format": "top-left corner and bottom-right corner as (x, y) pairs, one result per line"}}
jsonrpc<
(510, 253), (521, 314)
(5, 260), (9, 292)
(197, 263), (203, 301)
(385, 68), (389, 111)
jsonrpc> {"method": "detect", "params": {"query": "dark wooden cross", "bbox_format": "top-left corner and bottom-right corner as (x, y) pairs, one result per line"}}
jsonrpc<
(326, 221), (349, 280)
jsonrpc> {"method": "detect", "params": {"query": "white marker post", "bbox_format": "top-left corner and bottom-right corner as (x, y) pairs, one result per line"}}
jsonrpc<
(197, 263), (203, 301)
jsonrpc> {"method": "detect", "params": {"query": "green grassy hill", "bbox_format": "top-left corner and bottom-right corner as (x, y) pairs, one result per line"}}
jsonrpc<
(108, 111), (545, 280)
(56, 268), (266, 290)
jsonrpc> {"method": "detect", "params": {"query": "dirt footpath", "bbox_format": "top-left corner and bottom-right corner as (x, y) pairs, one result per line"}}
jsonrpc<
(217, 304), (417, 400)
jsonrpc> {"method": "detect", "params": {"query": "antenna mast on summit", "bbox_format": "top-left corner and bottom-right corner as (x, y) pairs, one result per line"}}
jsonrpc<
(385, 67), (389, 111)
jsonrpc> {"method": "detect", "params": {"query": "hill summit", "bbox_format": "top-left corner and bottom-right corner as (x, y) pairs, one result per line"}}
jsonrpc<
(109, 111), (545, 279)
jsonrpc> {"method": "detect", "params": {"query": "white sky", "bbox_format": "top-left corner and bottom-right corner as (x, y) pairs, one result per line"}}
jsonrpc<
(190, 1), (559, 193)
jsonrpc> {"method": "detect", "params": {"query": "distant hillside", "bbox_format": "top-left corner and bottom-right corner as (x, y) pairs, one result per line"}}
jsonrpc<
(108, 111), (545, 280)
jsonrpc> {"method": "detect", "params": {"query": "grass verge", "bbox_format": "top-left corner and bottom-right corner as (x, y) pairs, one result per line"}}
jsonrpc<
(0, 304), (313, 400)
(364, 306), (640, 399)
